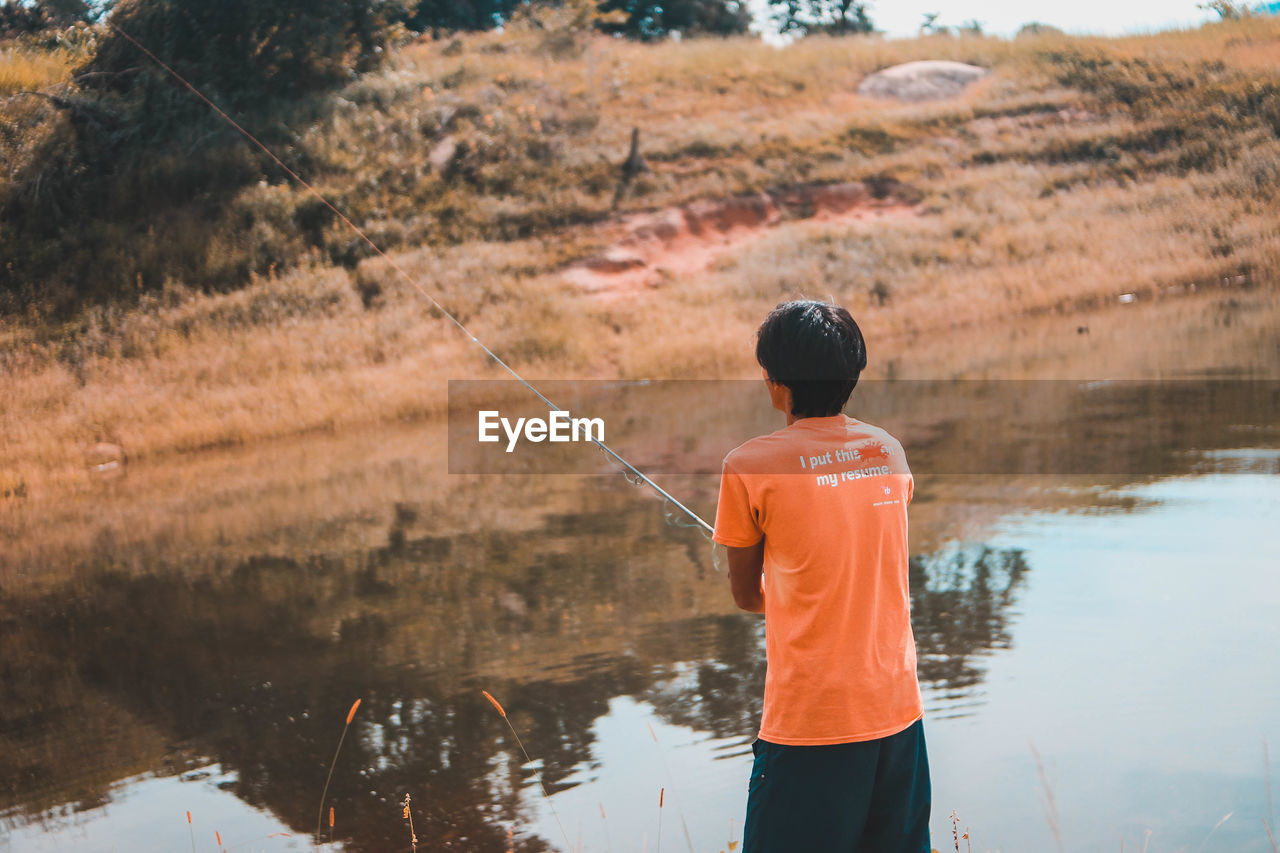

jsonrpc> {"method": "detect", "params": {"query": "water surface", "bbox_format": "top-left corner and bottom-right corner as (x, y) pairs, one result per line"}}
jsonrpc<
(2, 289), (1278, 853)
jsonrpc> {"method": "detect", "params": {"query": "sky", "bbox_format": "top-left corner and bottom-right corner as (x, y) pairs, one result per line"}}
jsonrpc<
(749, 0), (1231, 39)
(870, 0), (1217, 38)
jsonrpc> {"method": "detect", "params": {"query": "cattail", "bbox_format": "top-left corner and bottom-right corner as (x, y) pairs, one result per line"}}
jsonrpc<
(186, 811), (192, 824)
(483, 690), (507, 717)
(647, 722), (695, 853)
(317, 698), (363, 847)
(482, 690), (571, 853)
(657, 787), (665, 852)
(329, 807), (335, 828)
(215, 830), (222, 847)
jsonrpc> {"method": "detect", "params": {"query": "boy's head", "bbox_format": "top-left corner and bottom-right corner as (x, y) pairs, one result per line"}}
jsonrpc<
(755, 300), (867, 418)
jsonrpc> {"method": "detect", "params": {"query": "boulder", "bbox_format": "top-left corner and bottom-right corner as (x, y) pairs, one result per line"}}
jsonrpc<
(857, 60), (989, 102)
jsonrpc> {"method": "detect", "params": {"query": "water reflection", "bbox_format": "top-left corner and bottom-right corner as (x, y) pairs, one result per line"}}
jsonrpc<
(911, 545), (1029, 714)
(2, 285), (1277, 849)
(2, 479), (1036, 851)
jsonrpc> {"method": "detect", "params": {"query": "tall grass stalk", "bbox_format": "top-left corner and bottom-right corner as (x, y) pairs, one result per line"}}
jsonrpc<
(401, 793), (418, 852)
(187, 810), (195, 853)
(482, 690), (574, 853)
(656, 787), (664, 853)
(1266, 738), (1274, 830)
(599, 802), (613, 853)
(1195, 812), (1233, 852)
(1031, 745), (1065, 853)
(316, 698), (362, 848)
(646, 722), (694, 853)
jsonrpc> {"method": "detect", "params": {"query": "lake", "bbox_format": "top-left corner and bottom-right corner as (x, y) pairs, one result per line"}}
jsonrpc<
(1, 287), (1277, 853)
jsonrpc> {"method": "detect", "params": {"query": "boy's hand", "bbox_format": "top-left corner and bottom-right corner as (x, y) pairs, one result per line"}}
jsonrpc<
(727, 541), (766, 613)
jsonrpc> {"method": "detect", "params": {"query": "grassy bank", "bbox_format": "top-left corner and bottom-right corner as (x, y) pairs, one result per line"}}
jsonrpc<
(3, 19), (1280, 497)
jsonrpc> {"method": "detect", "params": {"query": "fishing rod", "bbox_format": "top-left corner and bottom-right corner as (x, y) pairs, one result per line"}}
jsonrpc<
(107, 23), (715, 536)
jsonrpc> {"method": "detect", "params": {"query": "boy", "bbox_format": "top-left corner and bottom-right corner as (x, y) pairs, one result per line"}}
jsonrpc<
(713, 300), (930, 852)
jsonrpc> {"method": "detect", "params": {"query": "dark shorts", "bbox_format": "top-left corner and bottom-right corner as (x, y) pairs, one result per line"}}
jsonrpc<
(744, 719), (931, 853)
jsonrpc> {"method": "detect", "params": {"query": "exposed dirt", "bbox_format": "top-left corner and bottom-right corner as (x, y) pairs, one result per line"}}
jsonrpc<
(562, 181), (921, 300)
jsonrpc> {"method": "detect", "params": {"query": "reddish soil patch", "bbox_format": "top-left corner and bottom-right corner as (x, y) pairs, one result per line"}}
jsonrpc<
(563, 181), (919, 299)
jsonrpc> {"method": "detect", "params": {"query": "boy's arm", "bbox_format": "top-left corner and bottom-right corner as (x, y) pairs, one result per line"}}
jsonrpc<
(727, 541), (766, 613)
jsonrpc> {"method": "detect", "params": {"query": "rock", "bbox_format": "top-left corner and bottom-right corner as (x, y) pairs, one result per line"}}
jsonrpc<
(857, 60), (989, 102)
(428, 136), (458, 172)
(86, 441), (126, 477)
(497, 591), (528, 618)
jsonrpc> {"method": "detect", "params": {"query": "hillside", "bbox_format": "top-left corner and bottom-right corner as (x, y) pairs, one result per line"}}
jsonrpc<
(2, 19), (1280, 496)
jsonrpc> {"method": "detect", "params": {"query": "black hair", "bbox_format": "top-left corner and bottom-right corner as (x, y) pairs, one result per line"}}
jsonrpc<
(755, 300), (868, 418)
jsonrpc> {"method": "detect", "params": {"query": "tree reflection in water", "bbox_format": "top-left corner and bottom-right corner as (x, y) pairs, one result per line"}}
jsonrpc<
(911, 545), (1029, 711)
(643, 544), (1029, 738)
(0, 490), (1029, 851)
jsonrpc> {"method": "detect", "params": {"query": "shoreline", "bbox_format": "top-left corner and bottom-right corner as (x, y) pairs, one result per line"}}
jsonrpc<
(2, 269), (1276, 503)
(2, 283), (1276, 590)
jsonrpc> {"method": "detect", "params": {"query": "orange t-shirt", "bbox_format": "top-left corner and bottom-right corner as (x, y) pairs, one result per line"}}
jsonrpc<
(713, 414), (923, 745)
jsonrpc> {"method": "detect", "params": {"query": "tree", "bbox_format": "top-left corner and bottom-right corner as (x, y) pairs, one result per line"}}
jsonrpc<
(1198, 0), (1252, 18)
(597, 0), (750, 39)
(0, 0), (99, 34)
(0, 0), (43, 33)
(595, 0), (664, 38)
(957, 18), (983, 36)
(40, 0), (94, 24)
(404, 0), (522, 33)
(660, 0), (751, 36)
(2, 0), (409, 315)
(770, 0), (874, 36)
(82, 0), (406, 112)
(918, 11), (948, 35)
(1016, 21), (1064, 37)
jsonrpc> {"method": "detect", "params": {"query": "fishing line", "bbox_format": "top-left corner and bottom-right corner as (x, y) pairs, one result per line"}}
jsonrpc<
(108, 22), (714, 537)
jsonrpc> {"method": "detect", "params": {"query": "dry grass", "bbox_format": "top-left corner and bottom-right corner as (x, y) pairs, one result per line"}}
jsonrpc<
(0, 44), (71, 94)
(3, 19), (1280, 497)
